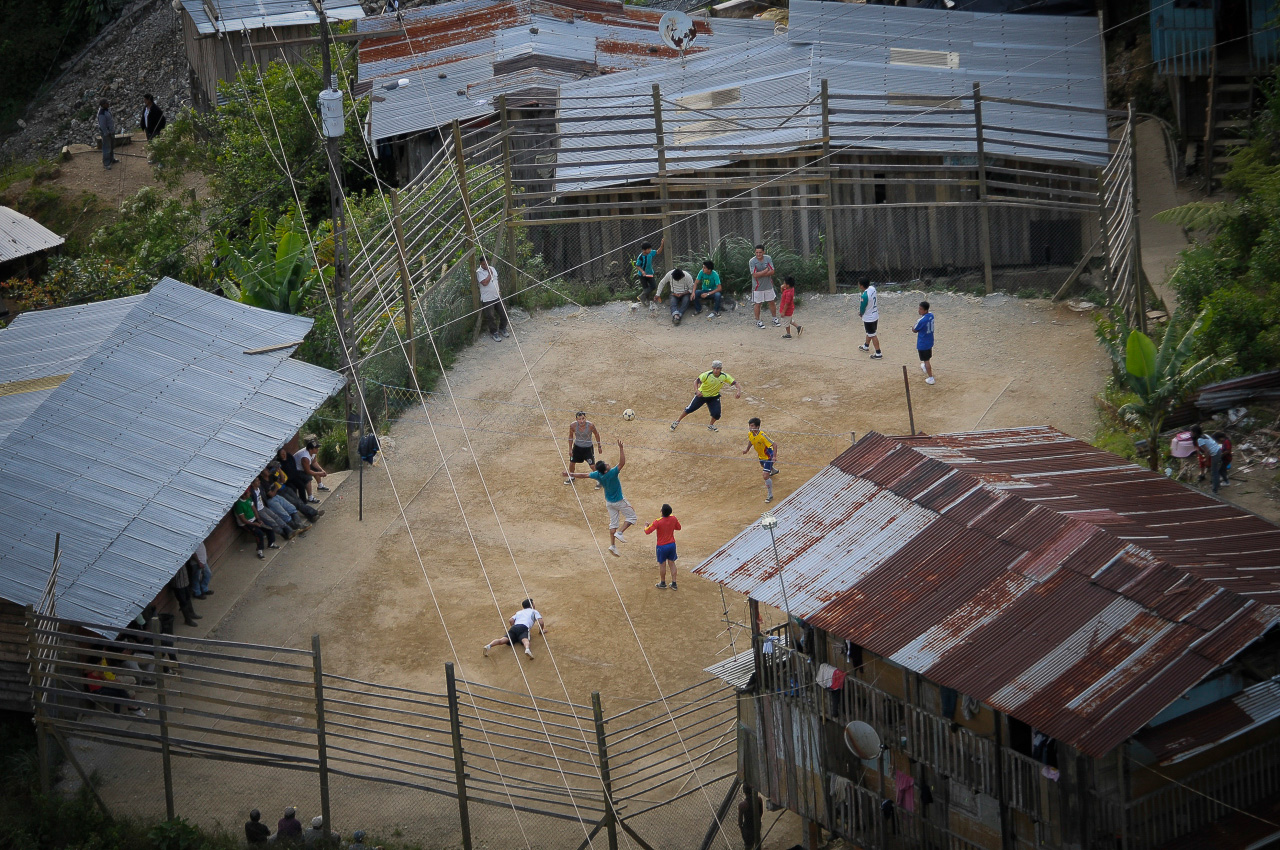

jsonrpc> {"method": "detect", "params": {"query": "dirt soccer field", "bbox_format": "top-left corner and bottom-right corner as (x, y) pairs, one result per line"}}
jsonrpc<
(209, 289), (1108, 698)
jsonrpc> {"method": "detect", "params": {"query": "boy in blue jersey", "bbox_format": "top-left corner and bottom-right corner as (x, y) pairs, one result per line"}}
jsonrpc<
(911, 301), (936, 385)
(635, 237), (665, 310)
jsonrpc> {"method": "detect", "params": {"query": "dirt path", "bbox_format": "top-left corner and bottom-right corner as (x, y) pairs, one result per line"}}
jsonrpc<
(1135, 119), (1195, 312)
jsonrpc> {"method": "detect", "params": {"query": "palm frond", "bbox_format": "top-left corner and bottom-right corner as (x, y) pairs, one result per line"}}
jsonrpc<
(1152, 201), (1239, 231)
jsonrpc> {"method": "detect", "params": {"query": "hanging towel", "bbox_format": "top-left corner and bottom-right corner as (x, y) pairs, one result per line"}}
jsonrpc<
(894, 771), (916, 813)
(829, 668), (846, 690)
(816, 663), (838, 689)
(962, 696), (981, 720)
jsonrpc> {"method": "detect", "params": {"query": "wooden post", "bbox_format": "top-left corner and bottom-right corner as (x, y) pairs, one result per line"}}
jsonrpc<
(311, 635), (332, 837)
(972, 83), (994, 295)
(451, 120), (481, 317)
(820, 80), (838, 293)
(390, 189), (416, 371)
(1127, 104), (1148, 333)
(1096, 169), (1113, 297)
(749, 597), (762, 690)
(652, 84), (673, 265)
(152, 617), (175, 819)
(994, 712), (1012, 850)
(445, 662), (473, 850)
(902, 365), (916, 436)
(25, 606), (52, 796)
(499, 95), (517, 280)
(592, 692), (619, 850)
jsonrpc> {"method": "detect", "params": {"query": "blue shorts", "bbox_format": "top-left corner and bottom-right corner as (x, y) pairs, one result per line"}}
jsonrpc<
(760, 459), (775, 473)
(656, 542), (677, 563)
(684, 394), (722, 420)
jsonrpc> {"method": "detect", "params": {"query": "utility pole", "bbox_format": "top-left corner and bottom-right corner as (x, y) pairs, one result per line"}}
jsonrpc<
(314, 0), (360, 468)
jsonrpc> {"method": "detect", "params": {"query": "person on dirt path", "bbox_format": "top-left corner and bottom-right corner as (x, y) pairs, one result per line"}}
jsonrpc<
(562, 441), (635, 556)
(780, 276), (802, 339)
(139, 94), (166, 141)
(671, 360), (741, 432)
(645, 503), (682, 589)
(1190, 425), (1224, 494)
(693, 259), (723, 318)
(635, 237), (664, 310)
(655, 267), (695, 325)
(742, 417), (779, 503)
(566, 411), (603, 485)
(97, 101), (119, 170)
(477, 256), (509, 341)
(245, 810), (271, 844)
(911, 301), (935, 384)
(749, 245), (780, 329)
(483, 599), (545, 659)
(859, 278), (882, 359)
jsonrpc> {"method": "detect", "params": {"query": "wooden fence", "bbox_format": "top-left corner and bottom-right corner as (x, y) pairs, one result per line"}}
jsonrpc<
(25, 609), (739, 850)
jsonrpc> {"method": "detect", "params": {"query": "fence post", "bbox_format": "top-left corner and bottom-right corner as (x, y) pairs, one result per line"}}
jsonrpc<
(151, 616), (176, 819)
(311, 635), (332, 837)
(651, 84), (673, 264)
(451, 120), (482, 321)
(445, 662), (473, 850)
(591, 692), (619, 850)
(993, 712), (1011, 850)
(390, 189), (416, 371)
(820, 79), (838, 294)
(972, 83), (994, 295)
(25, 606), (52, 796)
(499, 94), (518, 279)
(1127, 104), (1148, 333)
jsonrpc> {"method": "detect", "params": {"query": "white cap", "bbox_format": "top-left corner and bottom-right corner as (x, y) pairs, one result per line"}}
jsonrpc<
(711, 360), (723, 369)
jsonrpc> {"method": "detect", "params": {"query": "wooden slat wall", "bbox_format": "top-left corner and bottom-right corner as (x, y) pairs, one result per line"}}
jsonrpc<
(0, 600), (31, 712)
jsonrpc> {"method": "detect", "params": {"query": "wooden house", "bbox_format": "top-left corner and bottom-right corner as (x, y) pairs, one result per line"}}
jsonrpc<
(695, 427), (1280, 850)
(177, 0), (365, 111)
(0, 206), (64, 319)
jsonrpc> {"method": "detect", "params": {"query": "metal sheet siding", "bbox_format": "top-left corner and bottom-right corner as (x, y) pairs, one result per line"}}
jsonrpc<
(0, 205), (65, 263)
(693, 427), (1280, 757)
(181, 0), (364, 35)
(0, 278), (344, 632)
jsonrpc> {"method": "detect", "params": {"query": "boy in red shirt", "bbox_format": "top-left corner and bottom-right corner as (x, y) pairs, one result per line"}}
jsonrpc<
(780, 276), (802, 339)
(644, 504), (682, 589)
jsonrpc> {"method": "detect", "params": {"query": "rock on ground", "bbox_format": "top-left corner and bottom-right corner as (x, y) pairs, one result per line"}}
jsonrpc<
(2, 0), (190, 163)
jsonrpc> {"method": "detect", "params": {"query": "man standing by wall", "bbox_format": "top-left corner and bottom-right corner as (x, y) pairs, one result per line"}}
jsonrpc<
(477, 256), (509, 342)
(749, 245), (779, 329)
(97, 101), (119, 170)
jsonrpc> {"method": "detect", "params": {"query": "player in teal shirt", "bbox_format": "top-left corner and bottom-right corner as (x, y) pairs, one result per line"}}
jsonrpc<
(692, 260), (723, 317)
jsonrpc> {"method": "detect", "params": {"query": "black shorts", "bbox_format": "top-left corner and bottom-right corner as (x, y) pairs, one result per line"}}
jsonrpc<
(571, 444), (595, 464)
(684, 394), (722, 420)
(918, 348), (933, 362)
(863, 320), (878, 335)
(508, 624), (530, 644)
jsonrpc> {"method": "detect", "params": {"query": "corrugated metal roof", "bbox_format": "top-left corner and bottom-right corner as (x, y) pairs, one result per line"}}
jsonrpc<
(0, 279), (344, 632)
(180, 0), (364, 36)
(359, 0), (774, 141)
(0, 206), (65, 263)
(1135, 676), (1280, 764)
(692, 427), (1280, 758)
(553, 0), (1107, 192)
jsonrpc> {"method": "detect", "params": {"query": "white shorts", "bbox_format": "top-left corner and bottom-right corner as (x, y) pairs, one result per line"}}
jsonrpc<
(606, 499), (638, 530)
(752, 289), (776, 304)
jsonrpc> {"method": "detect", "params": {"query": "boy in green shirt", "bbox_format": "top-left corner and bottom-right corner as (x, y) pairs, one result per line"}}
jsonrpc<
(693, 260), (723, 318)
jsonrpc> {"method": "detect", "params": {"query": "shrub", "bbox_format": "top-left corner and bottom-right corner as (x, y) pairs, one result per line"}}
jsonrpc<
(318, 424), (351, 471)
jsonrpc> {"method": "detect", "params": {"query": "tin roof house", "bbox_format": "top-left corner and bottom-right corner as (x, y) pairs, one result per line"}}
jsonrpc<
(695, 427), (1280, 850)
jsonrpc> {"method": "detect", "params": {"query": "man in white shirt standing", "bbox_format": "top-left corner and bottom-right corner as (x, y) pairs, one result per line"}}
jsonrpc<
(477, 256), (509, 342)
(482, 599), (545, 659)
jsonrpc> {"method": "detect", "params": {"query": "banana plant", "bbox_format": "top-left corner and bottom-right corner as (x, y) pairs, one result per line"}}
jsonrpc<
(216, 210), (332, 314)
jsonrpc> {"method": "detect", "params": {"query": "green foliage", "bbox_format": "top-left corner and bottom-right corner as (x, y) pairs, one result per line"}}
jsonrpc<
(1151, 201), (1240, 232)
(217, 210), (332, 314)
(318, 423), (351, 471)
(91, 187), (206, 283)
(675, 234), (827, 299)
(1094, 310), (1232, 470)
(148, 818), (202, 850)
(1092, 380), (1143, 465)
(5, 184), (110, 254)
(1, 255), (149, 316)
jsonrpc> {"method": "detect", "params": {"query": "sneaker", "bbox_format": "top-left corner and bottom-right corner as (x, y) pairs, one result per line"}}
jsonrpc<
(858, 344), (870, 352)
(130, 708), (147, 718)
(672, 312), (682, 325)
(594, 483), (602, 490)
(782, 333), (792, 339)
(609, 545), (620, 557)
(194, 594), (206, 600)
(670, 421), (679, 431)
(314, 509), (326, 518)
(920, 363), (928, 375)
(871, 352), (883, 359)
(295, 524), (311, 535)
(707, 312), (717, 319)
(563, 477), (573, 485)
(756, 320), (764, 328)
(501, 328), (510, 338)
(772, 317), (780, 326)
(649, 303), (657, 312)
(925, 377), (936, 385)
(796, 326), (803, 337)
(1220, 480), (1230, 487)
(525, 648), (534, 658)
(765, 495), (773, 503)
(204, 590), (215, 596)
(656, 582), (668, 589)
(184, 618), (199, 627)
(268, 543), (280, 549)
(308, 496), (321, 504)
(318, 483), (331, 491)
(670, 582), (677, 590)
(613, 530), (625, 543)
(708, 423), (718, 432)
(492, 332), (503, 342)
(257, 550), (265, 559)
(483, 645), (490, 656)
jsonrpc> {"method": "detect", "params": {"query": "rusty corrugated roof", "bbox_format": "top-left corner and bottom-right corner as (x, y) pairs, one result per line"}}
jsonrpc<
(692, 426), (1280, 757)
(1135, 676), (1280, 765)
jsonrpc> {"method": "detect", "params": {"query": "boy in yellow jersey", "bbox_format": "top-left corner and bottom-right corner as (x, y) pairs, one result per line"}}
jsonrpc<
(741, 417), (779, 502)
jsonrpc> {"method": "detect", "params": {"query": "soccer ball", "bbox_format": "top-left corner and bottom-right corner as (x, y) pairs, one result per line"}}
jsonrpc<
(622, 409), (636, 421)
(630, 302), (639, 312)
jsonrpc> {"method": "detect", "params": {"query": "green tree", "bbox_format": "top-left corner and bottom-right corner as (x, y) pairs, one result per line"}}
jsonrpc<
(216, 210), (332, 314)
(90, 186), (206, 283)
(1095, 310), (1232, 471)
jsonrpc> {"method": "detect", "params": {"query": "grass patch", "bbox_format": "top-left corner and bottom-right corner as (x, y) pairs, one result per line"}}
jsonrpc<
(1091, 379), (1143, 465)
(3, 184), (111, 254)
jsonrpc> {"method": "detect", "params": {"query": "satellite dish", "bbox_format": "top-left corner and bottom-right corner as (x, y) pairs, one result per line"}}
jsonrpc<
(659, 11), (697, 52)
(843, 721), (882, 760)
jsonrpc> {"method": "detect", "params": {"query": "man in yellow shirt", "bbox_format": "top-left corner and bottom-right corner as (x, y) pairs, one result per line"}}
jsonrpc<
(670, 360), (741, 432)
(742, 417), (779, 502)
